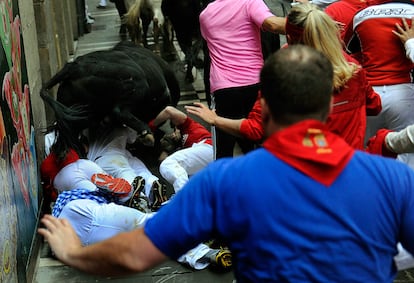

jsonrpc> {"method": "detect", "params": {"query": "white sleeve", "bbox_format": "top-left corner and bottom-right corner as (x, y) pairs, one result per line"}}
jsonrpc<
(385, 125), (414, 154)
(404, 38), (414, 63)
(44, 131), (57, 156)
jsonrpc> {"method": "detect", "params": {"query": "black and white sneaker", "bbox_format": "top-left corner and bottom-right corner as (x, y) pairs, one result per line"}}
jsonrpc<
(150, 180), (168, 211)
(128, 176), (151, 213)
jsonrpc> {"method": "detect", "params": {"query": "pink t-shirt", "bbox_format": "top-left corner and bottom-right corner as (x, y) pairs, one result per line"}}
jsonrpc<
(200, 0), (274, 93)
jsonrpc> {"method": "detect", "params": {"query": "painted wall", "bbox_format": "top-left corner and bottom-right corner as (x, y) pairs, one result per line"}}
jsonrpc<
(0, 0), (39, 282)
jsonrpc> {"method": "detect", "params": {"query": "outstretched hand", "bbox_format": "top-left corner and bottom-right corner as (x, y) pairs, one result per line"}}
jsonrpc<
(185, 102), (218, 126)
(393, 18), (414, 43)
(38, 214), (82, 264)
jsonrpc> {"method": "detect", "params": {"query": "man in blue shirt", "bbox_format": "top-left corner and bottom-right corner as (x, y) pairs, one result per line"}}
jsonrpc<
(38, 45), (414, 282)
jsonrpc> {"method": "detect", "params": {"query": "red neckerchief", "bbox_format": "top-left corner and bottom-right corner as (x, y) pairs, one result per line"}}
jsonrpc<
(263, 120), (354, 186)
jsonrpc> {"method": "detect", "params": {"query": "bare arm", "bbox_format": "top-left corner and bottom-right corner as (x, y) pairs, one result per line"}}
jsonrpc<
(152, 106), (187, 127)
(185, 102), (246, 138)
(262, 16), (286, 35)
(38, 215), (167, 276)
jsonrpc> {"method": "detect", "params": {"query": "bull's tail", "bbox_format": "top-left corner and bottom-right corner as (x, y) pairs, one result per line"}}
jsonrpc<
(42, 62), (74, 91)
(40, 89), (89, 160)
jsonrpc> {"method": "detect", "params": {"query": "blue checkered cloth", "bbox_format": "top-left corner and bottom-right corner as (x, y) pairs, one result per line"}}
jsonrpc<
(52, 188), (119, 217)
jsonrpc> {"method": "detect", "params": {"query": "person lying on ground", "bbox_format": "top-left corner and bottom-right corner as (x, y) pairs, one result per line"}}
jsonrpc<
(149, 106), (213, 193)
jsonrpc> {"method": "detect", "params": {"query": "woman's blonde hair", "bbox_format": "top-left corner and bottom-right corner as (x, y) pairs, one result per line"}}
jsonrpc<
(287, 4), (358, 90)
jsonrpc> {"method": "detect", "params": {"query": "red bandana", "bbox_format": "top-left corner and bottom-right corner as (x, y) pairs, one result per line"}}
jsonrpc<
(263, 120), (354, 186)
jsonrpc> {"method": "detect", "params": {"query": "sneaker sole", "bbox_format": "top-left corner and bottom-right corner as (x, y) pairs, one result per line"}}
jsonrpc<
(128, 177), (150, 212)
(91, 173), (131, 197)
(151, 181), (168, 211)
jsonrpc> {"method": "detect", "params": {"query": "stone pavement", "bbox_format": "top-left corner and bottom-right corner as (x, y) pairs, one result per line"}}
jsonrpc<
(33, 1), (414, 282)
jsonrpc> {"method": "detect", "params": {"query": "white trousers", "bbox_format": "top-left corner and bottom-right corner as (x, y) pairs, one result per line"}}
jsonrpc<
(59, 199), (154, 245)
(60, 199), (214, 270)
(160, 142), (213, 193)
(94, 149), (159, 199)
(53, 159), (105, 193)
(366, 84), (414, 170)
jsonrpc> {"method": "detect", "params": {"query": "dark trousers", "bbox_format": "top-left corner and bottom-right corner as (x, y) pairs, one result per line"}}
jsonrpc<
(112, 0), (127, 18)
(212, 84), (259, 159)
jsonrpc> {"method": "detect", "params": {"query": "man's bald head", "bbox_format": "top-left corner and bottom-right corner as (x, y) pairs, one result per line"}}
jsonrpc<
(260, 45), (334, 126)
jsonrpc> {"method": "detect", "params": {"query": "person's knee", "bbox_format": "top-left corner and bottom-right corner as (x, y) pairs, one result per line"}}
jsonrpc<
(159, 158), (174, 176)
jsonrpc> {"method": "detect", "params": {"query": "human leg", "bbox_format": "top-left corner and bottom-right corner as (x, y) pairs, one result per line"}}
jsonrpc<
(94, 153), (137, 201)
(91, 173), (132, 198)
(112, 0), (128, 36)
(212, 84), (258, 158)
(371, 84), (414, 169)
(58, 199), (154, 246)
(94, 154), (136, 182)
(177, 243), (232, 270)
(159, 143), (213, 193)
(127, 152), (159, 197)
(53, 159), (106, 193)
(127, 176), (152, 213)
(126, 152), (168, 209)
(61, 200), (230, 270)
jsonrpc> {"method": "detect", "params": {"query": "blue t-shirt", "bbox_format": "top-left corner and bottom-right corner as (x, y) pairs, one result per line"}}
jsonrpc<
(145, 148), (414, 282)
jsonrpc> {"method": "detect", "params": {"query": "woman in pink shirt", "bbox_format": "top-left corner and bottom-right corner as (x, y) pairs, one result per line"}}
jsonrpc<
(199, 0), (285, 158)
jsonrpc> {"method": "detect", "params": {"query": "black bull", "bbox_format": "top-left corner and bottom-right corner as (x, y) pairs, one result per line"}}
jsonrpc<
(40, 42), (180, 153)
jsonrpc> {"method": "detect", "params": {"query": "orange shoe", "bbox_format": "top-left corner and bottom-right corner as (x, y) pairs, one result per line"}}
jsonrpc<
(91, 173), (132, 198)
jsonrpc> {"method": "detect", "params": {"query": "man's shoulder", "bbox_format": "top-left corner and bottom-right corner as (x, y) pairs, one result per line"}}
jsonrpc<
(210, 148), (274, 169)
(352, 150), (414, 177)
